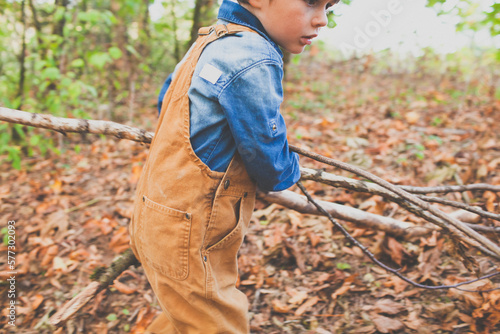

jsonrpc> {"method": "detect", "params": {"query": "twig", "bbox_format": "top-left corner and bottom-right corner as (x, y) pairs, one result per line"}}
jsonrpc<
(399, 183), (500, 194)
(296, 181), (500, 291)
(64, 198), (100, 213)
(291, 145), (500, 259)
(418, 195), (500, 222)
(301, 167), (500, 222)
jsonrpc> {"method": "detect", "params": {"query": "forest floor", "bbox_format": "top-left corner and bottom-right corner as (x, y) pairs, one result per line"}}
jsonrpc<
(1, 50), (500, 334)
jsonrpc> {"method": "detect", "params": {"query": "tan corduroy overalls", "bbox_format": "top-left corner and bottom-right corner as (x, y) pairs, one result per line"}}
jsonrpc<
(129, 24), (259, 334)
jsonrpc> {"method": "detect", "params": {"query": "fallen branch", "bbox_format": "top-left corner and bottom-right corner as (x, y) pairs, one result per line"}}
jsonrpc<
(257, 190), (432, 238)
(49, 248), (139, 327)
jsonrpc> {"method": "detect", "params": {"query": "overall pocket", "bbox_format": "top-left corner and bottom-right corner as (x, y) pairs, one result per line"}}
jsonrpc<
(206, 194), (254, 253)
(138, 195), (192, 280)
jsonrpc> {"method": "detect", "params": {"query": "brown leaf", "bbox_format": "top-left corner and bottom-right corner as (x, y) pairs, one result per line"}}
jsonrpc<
(373, 299), (405, 315)
(331, 280), (351, 300)
(41, 245), (59, 267)
(31, 294), (44, 310)
(109, 226), (130, 253)
(272, 299), (290, 313)
(385, 236), (407, 266)
(286, 287), (308, 305)
(294, 296), (320, 316)
(112, 279), (137, 294)
(371, 314), (404, 333)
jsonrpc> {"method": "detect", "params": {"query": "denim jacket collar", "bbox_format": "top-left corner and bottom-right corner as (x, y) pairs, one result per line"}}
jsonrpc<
(217, 0), (283, 57)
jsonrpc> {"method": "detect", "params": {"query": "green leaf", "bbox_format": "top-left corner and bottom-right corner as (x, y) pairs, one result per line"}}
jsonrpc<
(30, 135), (40, 146)
(125, 45), (139, 58)
(122, 309), (130, 315)
(1, 227), (8, 245)
(89, 52), (111, 69)
(84, 84), (98, 98)
(336, 262), (351, 270)
(108, 46), (122, 60)
(70, 59), (85, 68)
(41, 67), (61, 81)
(106, 313), (117, 322)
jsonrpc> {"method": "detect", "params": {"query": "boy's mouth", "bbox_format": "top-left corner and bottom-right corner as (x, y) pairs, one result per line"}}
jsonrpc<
(301, 34), (318, 45)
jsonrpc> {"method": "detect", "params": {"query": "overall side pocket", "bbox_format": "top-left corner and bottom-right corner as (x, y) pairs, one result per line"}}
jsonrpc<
(138, 195), (192, 281)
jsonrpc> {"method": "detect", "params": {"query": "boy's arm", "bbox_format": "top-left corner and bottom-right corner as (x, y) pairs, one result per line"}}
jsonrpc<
(219, 62), (300, 192)
(157, 74), (173, 115)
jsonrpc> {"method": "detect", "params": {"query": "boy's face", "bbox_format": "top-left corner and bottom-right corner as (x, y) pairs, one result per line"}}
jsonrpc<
(247, 0), (337, 54)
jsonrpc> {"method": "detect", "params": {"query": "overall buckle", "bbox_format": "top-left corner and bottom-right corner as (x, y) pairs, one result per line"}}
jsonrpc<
(198, 26), (215, 36)
(215, 24), (229, 38)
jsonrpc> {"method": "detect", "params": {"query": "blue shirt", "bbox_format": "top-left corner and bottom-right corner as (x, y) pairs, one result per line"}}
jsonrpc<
(158, 0), (300, 192)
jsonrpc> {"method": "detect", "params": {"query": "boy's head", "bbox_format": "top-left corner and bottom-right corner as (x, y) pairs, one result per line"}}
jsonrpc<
(237, 0), (338, 54)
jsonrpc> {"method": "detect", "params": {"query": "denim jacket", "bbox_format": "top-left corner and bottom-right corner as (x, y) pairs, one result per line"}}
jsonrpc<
(158, 0), (300, 191)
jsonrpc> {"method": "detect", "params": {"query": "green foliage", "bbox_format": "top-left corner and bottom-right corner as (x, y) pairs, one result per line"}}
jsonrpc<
(328, 0), (353, 28)
(0, 0), (191, 169)
(427, 0), (499, 37)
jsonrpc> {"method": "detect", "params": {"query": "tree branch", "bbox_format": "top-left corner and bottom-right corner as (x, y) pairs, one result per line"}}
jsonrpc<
(49, 249), (139, 327)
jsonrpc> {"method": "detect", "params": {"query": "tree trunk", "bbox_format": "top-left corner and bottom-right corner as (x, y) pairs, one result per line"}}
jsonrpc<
(17, 0), (27, 110)
(189, 0), (217, 48)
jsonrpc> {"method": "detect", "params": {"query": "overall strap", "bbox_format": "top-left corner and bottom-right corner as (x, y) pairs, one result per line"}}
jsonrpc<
(156, 23), (258, 128)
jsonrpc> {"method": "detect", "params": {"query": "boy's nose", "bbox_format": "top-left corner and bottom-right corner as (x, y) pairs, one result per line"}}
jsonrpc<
(312, 10), (328, 28)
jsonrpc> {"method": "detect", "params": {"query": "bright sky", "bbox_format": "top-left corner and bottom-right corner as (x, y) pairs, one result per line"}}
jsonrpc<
(320, 0), (499, 57)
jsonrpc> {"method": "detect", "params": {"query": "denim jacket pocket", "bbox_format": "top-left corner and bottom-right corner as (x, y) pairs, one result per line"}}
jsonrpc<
(138, 195), (192, 281)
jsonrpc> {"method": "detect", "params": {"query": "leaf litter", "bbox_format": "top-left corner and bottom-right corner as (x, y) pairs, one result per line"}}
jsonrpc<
(1, 50), (500, 333)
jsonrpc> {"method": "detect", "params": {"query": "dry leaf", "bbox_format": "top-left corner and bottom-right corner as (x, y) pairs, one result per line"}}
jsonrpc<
(371, 314), (404, 333)
(272, 299), (290, 313)
(286, 287), (308, 305)
(112, 279), (137, 294)
(31, 294), (44, 310)
(41, 245), (59, 267)
(373, 299), (405, 315)
(109, 226), (130, 253)
(331, 281), (351, 300)
(295, 296), (320, 316)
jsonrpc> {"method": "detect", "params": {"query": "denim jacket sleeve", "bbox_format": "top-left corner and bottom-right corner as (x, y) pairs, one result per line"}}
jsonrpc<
(219, 61), (300, 191)
(158, 74), (173, 114)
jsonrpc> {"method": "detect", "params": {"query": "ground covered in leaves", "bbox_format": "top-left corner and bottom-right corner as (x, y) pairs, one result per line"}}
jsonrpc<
(1, 50), (500, 333)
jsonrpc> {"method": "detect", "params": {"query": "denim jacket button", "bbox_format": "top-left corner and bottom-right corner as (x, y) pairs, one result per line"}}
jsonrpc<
(224, 180), (230, 190)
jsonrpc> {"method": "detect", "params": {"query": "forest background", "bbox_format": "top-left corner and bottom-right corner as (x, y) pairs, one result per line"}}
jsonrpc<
(0, 0), (500, 333)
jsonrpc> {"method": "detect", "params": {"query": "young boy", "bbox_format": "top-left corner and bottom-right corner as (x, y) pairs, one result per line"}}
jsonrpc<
(129, 0), (336, 332)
